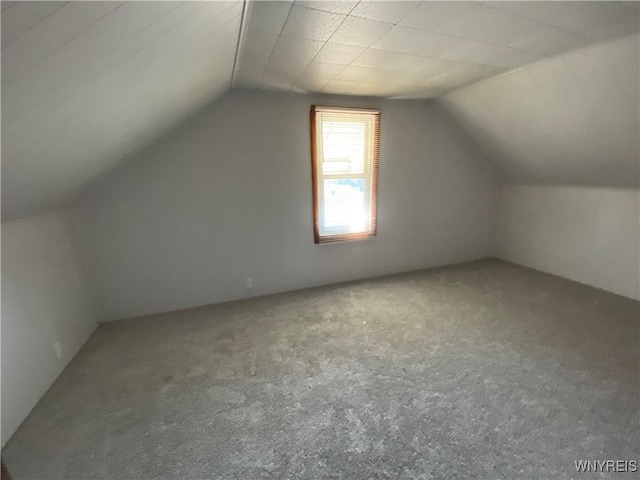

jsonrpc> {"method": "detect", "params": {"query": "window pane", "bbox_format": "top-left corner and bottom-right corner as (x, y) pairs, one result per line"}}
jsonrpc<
(311, 106), (379, 243)
(321, 121), (365, 174)
(322, 178), (367, 234)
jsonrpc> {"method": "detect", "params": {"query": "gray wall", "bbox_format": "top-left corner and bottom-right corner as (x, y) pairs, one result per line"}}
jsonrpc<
(435, 32), (640, 300)
(437, 34), (640, 187)
(76, 89), (502, 321)
(498, 185), (640, 300)
(1, 209), (97, 445)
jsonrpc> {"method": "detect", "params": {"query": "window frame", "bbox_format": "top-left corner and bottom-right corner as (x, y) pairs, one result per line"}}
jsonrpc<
(310, 105), (380, 244)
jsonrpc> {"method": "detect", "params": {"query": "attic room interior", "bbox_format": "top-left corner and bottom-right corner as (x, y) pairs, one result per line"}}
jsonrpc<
(1, 0), (639, 478)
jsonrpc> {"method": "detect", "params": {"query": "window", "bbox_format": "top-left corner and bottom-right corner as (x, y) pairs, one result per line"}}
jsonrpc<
(310, 106), (380, 243)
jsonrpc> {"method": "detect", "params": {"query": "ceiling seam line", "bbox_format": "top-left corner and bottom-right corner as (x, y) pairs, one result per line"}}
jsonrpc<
(258, 2), (295, 90)
(231, 0), (249, 89)
(3, 1), (217, 127)
(304, 1), (363, 93)
(3, 1), (126, 84)
(1, 0), (70, 51)
(437, 31), (640, 98)
(479, 1), (598, 41)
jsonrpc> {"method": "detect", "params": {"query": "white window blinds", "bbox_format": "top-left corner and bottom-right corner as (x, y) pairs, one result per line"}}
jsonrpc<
(310, 106), (380, 243)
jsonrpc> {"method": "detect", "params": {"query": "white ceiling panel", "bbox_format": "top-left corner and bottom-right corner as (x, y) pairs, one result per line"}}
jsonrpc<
(293, 74), (333, 93)
(507, 24), (590, 57)
(485, 1), (640, 41)
(440, 39), (541, 68)
(401, 2), (532, 45)
(2, 2), (123, 83)
(314, 42), (366, 64)
(1, 1), (66, 46)
(352, 48), (440, 72)
(303, 61), (348, 77)
(241, 31), (280, 57)
(261, 68), (295, 91)
(4, 1), (639, 220)
(3, 1), (182, 123)
(293, 60), (346, 92)
(422, 62), (502, 90)
(373, 26), (469, 58)
(438, 34), (640, 187)
(270, 34), (324, 62)
(3, 1), (241, 126)
(334, 64), (400, 83)
(236, 1), (638, 100)
(236, 54), (271, 88)
(2, 1), (243, 221)
(330, 16), (394, 47)
(281, 4), (345, 41)
(300, 1), (358, 15)
(350, 1), (421, 23)
(352, 82), (409, 96)
(398, 1), (593, 56)
(322, 79), (364, 94)
(246, 0), (292, 34)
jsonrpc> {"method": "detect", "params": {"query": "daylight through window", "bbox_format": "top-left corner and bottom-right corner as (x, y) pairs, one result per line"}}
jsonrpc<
(310, 106), (380, 243)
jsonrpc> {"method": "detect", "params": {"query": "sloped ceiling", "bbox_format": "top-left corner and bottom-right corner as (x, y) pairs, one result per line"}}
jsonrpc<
(2, 1), (243, 221)
(235, 1), (639, 97)
(2, 1), (639, 221)
(437, 33), (640, 187)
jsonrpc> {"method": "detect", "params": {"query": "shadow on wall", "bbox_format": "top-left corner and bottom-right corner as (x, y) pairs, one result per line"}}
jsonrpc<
(73, 89), (502, 322)
(1, 209), (98, 446)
